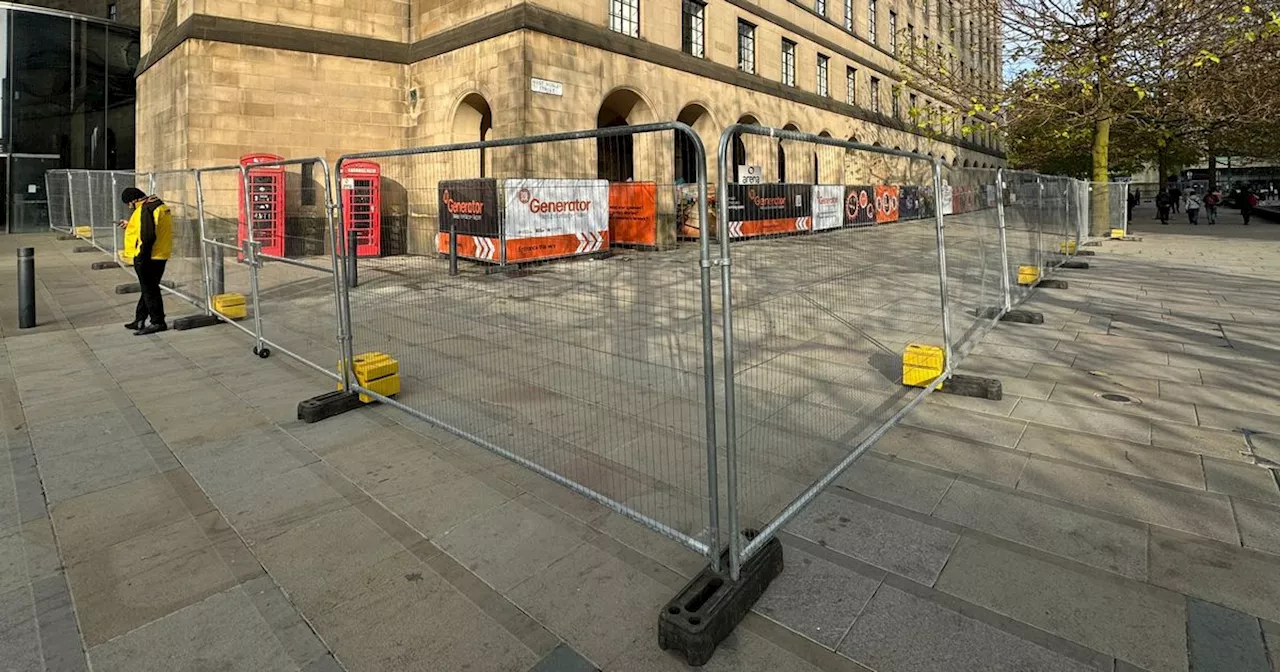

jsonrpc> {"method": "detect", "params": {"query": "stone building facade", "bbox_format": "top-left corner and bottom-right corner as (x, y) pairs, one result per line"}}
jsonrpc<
(135, 0), (1005, 174)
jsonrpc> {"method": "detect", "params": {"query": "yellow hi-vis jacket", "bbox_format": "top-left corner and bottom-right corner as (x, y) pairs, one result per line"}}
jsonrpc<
(122, 196), (173, 263)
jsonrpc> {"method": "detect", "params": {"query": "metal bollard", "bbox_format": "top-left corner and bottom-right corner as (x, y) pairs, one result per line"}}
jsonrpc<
(449, 222), (458, 277)
(346, 229), (359, 288)
(17, 247), (35, 329)
(210, 241), (225, 296)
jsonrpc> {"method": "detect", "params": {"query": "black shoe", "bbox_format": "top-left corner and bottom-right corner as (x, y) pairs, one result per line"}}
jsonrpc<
(125, 321), (144, 330)
(134, 323), (168, 336)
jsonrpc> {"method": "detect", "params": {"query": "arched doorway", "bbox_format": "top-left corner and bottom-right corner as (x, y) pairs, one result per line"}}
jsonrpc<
(731, 114), (760, 182)
(597, 88), (653, 181)
(675, 103), (715, 184)
(452, 93), (493, 177)
(779, 123), (800, 183)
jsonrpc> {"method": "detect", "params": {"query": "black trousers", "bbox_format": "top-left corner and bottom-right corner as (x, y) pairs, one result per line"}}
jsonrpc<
(134, 258), (168, 325)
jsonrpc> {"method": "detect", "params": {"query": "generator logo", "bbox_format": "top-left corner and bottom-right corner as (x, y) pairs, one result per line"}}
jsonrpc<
(519, 187), (592, 214)
(441, 189), (485, 216)
(517, 187), (532, 204)
(816, 193), (840, 207)
(748, 188), (788, 208)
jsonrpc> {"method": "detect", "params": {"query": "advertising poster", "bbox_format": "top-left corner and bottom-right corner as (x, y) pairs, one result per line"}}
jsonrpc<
(875, 185), (901, 223)
(608, 182), (658, 246)
(725, 184), (812, 238)
(899, 186), (923, 220)
(811, 185), (844, 231)
(844, 185), (877, 226)
(503, 179), (610, 262)
(985, 184), (997, 208)
(436, 178), (500, 259)
(941, 183), (955, 215)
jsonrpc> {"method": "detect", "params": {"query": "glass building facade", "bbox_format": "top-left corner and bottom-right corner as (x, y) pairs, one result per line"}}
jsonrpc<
(1, 3), (138, 232)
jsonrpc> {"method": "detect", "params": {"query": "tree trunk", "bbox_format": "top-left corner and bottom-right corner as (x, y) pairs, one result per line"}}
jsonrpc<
(1090, 115), (1113, 236)
(1157, 147), (1169, 191)
(1206, 137), (1218, 191)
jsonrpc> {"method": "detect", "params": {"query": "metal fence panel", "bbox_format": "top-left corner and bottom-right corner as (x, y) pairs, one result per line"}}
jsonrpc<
(716, 127), (948, 575)
(46, 171), (72, 233)
(69, 171), (91, 235)
(196, 165), (259, 340)
(1002, 170), (1042, 308)
(941, 165), (1004, 358)
(145, 170), (208, 310)
(335, 123), (720, 561)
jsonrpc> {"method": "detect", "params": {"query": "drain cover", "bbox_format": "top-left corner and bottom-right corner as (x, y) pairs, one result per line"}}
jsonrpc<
(1099, 393), (1137, 404)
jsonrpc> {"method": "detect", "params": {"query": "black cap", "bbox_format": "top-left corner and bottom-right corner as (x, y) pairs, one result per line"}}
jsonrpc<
(120, 187), (146, 204)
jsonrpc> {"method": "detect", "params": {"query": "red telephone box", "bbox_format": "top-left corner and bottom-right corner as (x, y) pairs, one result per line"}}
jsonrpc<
(238, 153), (285, 257)
(340, 161), (381, 257)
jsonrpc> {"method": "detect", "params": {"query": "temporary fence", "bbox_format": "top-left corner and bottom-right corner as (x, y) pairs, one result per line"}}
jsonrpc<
(50, 124), (1128, 662)
(45, 171), (73, 234)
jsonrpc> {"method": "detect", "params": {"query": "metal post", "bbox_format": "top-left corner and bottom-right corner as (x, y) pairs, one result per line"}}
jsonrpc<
(194, 169), (215, 314)
(933, 161), (955, 374)
(210, 242), (225, 297)
(995, 169), (1012, 313)
(17, 248), (36, 329)
(689, 128), (720, 576)
(347, 229), (359, 288)
(449, 222), (459, 277)
(85, 172), (95, 242)
(330, 163), (356, 392)
(246, 239), (265, 352)
(717, 128), (741, 581)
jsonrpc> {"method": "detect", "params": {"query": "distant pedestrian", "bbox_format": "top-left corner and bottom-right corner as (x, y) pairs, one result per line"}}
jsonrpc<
(1185, 189), (1203, 225)
(1240, 188), (1256, 225)
(1170, 185), (1182, 213)
(1155, 188), (1172, 225)
(1204, 188), (1221, 225)
(1127, 189), (1138, 222)
(119, 187), (173, 335)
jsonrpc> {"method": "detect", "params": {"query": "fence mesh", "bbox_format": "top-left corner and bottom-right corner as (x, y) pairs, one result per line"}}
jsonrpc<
(720, 132), (945, 563)
(941, 166), (1004, 357)
(69, 171), (92, 235)
(196, 166), (259, 332)
(1002, 170), (1043, 307)
(338, 127), (718, 554)
(46, 171), (72, 233)
(144, 171), (205, 310)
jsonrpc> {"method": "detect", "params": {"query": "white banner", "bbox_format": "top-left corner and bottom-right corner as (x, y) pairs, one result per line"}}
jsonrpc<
(503, 179), (609, 240)
(941, 183), (955, 215)
(811, 185), (844, 231)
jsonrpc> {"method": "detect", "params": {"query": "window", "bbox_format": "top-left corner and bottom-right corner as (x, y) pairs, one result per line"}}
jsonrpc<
(889, 11), (897, 54)
(870, 76), (881, 113)
(682, 0), (705, 57)
(816, 0), (827, 15)
(738, 20), (756, 73)
(892, 87), (901, 118)
(609, 0), (639, 37)
(107, 2), (117, 20)
(909, 93), (918, 122)
(781, 39), (797, 86)
(846, 66), (857, 104)
(844, 0), (854, 31)
(908, 23), (915, 51)
(868, 0), (877, 42)
(923, 0), (929, 23)
(817, 54), (830, 97)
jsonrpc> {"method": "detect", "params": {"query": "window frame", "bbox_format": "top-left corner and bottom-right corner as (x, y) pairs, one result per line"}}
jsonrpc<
(781, 38), (797, 87)
(889, 10), (897, 54)
(816, 0), (827, 16)
(844, 0), (854, 31)
(738, 19), (757, 74)
(816, 53), (830, 97)
(846, 66), (857, 105)
(608, 0), (640, 38)
(868, 0), (878, 43)
(681, 0), (706, 58)
(870, 76), (881, 114)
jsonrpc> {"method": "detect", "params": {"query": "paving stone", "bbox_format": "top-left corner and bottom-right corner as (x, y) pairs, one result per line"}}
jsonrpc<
(19, 517), (61, 584)
(1025, 363), (1161, 395)
(67, 516), (238, 646)
(925, 390), (1022, 417)
(873, 426), (1027, 490)
(0, 585), (42, 672)
(839, 583), (1101, 672)
(38, 436), (161, 504)
(1009, 398), (1151, 444)
(1158, 381), (1280, 416)
(217, 465), (348, 544)
(936, 535), (1187, 672)
(1017, 457), (1238, 543)
(1149, 527), (1280, 623)
(1053, 340), (1171, 364)
(311, 553), (537, 672)
(786, 491), (958, 584)
(954, 354), (1035, 378)
(1047, 383), (1199, 423)
(179, 426), (315, 496)
(836, 453), (956, 515)
(383, 471), (517, 539)
(324, 430), (469, 500)
(50, 471), (189, 566)
(902, 403), (1029, 449)
(1232, 498), (1280, 556)
(435, 495), (597, 592)
(1204, 458), (1280, 504)
(754, 544), (881, 649)
(1015, 424), (1204, 488)
(970, 342), (1077, 365)
(27, 408), (136, 449)
(933, 479), (1148, 580)
(994, 376), (1057, 400)
(1187, 598), (1271, 672)
(88, 586), (299, 672)
(508, 541), (668, 668)
(610, 624), (825, 672)
(1263, 620), (1280, 672)
(254, 506), (405, 616)
(1152, 422), (1252, 463)
(530, 644), (599, 672)
(1197, 405), (1280, 435)
(1074, 333), (1186, 353)
(239, 575), (332, 669)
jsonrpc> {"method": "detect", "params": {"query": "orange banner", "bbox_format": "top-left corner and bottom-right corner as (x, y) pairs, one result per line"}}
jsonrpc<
(435, 231), (610, 264)
(609, 182), (658, 246)
(875, 185), (901, 223)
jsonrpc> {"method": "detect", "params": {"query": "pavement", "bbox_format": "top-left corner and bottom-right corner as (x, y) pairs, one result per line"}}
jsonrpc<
(1, 201), (1278, 671)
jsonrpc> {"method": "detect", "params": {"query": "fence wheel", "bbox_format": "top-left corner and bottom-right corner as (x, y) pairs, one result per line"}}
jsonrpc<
(253, 346), (271, 359)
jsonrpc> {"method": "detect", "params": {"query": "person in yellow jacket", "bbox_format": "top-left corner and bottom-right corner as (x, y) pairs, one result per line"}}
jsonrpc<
(119, 187), (173, 335)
